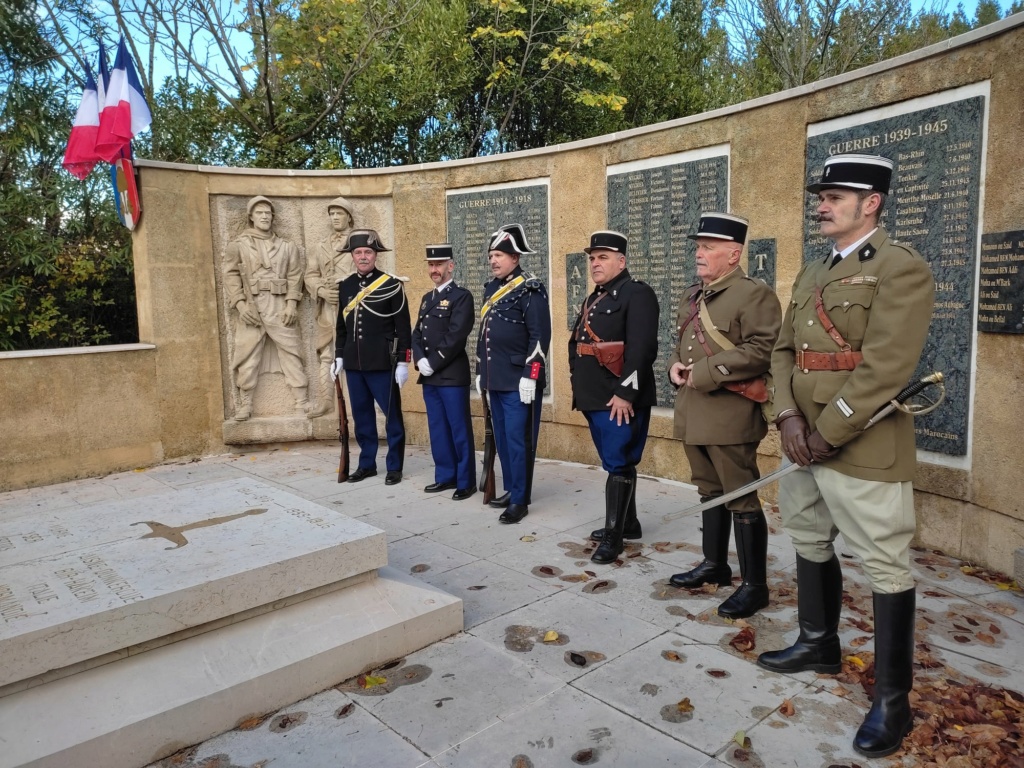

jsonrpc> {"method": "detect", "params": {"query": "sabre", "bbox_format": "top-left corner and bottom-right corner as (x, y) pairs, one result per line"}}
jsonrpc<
(662, 372), (945, 522)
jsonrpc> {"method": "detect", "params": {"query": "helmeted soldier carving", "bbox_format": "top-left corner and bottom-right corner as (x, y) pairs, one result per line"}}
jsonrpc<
(569, 231), (659, 564)
(667, 212), (782, 619)
(305, 196), (356, 416)
(331, 230), (412, 486)
(475, 224), (551, 524)
(224, 195), (311, 420)
(757, 154), (935, 759)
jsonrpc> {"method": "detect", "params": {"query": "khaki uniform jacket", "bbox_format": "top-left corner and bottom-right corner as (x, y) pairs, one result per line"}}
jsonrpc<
(772, 227), (934, 482)
(669, 268), (781, 445)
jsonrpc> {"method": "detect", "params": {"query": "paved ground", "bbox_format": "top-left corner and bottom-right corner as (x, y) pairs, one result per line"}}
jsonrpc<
(4, 442), (1022, 768)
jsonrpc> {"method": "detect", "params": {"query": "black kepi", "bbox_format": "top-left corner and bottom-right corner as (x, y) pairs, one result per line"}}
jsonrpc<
(584, 230), (628, 255)
(688, 212), (749, 244)
(807, 153), (894, 195)
(426, 244), (454, 261)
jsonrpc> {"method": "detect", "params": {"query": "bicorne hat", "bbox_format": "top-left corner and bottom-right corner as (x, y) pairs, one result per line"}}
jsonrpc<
(425, 244), (454, 261)
(343, 229), (390, 252)
(687, 212), (749, 245)
(806, 154), (894, 195)
(584, 230), (628, 255)
(487, 224), (535, 256)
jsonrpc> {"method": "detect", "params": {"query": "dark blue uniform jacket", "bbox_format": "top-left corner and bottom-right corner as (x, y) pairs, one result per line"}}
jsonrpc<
(476, 266), (552, 392)
(412, 282), (475, 387)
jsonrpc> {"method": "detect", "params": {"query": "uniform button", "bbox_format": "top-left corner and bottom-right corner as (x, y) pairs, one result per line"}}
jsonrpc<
(690, 334), (696, 340)
(687, 358), (693, 364)
(807, 320), (814, 326)
(802, 368), (810, 374)
(802, 343), (808, 350)
(843, 301), (850, 307)
(677, 326), (681, 331)
(687, 346), (692, 351)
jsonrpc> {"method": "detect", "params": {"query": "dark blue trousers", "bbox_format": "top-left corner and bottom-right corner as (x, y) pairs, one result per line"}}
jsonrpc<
(584, 407), (651, 476)
(490, 390), (542, 506)
(345, 369), (405, 472)
(423, 384), (476, 489)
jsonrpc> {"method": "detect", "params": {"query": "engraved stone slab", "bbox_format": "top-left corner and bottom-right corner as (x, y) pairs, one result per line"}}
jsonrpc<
(0, 478), (387, 688)
(747, 238), (777, 291)
(607, 149), (730, 406)
(804, 87), (986, 456)
(978, 231), (1024, 333)
(565, 252), (588, 330)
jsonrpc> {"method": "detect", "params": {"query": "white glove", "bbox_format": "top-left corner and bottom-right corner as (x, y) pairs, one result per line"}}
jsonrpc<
(395, 362), (409, 387)
(519, 377), (537, 404)
(330, 357), (344, 380)
(476, 375), (482, 396)
(417, 358), (434, 377)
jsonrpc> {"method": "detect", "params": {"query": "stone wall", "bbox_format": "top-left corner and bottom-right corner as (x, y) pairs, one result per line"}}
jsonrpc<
(2, 16), (1022, 574)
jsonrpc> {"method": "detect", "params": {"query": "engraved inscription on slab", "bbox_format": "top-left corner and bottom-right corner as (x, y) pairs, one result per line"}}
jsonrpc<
(804, 89), (985, 457)
(566, 252), (588, 330)
(978, 231), (1024, 333)
(608, 150), (729, 406)
(746, 238), (777, 291)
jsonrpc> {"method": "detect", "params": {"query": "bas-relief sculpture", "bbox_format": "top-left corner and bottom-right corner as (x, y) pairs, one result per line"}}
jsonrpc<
(213, 194), (394, 437)
(224, 196), (311, 419)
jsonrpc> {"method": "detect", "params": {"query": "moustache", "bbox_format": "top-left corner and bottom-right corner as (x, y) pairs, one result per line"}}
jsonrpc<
(815, 214), (833, 223)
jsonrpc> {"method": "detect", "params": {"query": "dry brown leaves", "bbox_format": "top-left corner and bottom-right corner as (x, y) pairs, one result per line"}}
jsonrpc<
(728, 626), (757, 653)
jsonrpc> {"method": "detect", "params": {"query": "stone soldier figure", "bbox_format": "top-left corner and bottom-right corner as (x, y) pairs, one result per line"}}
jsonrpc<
(476, 224), (551, 524)
(331, 230), (412, 485)
(305, 196), (356, 416)
(224, 195), (311, 420)
(413, 244), (477, 500)
(757, 154), (935, 758)
(569, 231), (659, 564)
(668, 212), (781, 619)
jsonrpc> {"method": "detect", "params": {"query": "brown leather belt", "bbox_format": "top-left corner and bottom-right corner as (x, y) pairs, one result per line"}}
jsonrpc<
(795, 349), (863, 371)
(577, 343), (598, 356)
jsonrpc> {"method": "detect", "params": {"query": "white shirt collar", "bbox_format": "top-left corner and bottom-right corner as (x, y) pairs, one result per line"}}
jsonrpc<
(834, 227), (878, 261)
(434, 279), (453, 293)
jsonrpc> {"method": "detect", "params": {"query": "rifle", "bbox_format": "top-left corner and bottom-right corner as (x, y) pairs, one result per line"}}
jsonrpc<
(334, 376), (350, 483)
(479, 389), (497, 503)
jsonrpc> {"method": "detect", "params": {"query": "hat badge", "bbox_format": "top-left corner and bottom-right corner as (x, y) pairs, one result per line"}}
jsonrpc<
(699, 220), (705, 230)
(824, 166), (831, 177)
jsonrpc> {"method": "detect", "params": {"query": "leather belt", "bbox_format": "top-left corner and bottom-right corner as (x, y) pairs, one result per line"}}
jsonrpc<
(795, 349), (863, 371)
(577, 343), (598, 356)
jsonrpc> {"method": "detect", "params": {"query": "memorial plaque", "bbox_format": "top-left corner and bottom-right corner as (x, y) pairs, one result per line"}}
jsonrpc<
(446, 182), (551, 394)
(747, 238), (777, 291)
(566, 252), (588, 330)
(805, 90), (985, 456)
(978, 231), (1024, 333)
(608, 150), (729, 406)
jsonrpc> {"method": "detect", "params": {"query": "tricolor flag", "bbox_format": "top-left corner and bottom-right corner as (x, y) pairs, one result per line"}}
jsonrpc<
(95, 38), (152, 163)
(62, 65), (102, 180)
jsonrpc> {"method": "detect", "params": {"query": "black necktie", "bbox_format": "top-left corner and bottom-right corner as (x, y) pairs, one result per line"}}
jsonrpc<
(830, 251), (842, 269)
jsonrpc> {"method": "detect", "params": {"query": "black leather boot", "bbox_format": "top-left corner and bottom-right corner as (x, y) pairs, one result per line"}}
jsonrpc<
(854, 589), (916, 758)
(757, 554), (843, 673)
(591, 472), (634, 564)
(717, 511), (769, 618)
(590, 482), (641, 541)
(669, 500), (732, 588)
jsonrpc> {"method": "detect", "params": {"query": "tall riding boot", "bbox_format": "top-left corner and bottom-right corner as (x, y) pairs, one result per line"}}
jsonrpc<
(717, 511), (769, 618)
(757, 554), (843, 673)
(591, 471), (634, 564)
(590, 485), (642, 541)
(854, 589), (916, 758)
(669, 500), (732, 588)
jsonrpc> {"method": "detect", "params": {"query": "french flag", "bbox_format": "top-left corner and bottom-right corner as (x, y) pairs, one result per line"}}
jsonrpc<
(62, 65), (102, 180)
(95, 38), (152, 163)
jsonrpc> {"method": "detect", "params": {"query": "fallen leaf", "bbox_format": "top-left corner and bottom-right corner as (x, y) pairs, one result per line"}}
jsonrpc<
(543, 630), (559, 643)
(585, 570), (597, 577)
(662, 650), (683, 663)
(676, 697), (694, 713)
(538, 566), (556, 576)
(779, 699), (796, 717)
(729, 626), (756, 653)
(706, 669), (729, 678)
(466, 585), (487, 590)
(844, 655), (866, 670)
(560, 573), (591, 582)
(975, 632), (996, 645)
(732, 730), (751, 748)
(361, 675), (386, 689)
(520, 535), (536, 542)
(568, 652), (587, 666)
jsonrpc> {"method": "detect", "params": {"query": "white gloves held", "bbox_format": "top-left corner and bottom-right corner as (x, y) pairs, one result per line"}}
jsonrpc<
(476, 375), (482, 396)
(330, 358), (344, 380)
(395, 362), (409, 387)
(417, 358), (434, 377)
(519, 377), (537, 404)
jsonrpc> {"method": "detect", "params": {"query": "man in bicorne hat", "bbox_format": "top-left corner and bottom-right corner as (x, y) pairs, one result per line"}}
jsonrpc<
(224, 195), (311, 420)
(569, 231), (659, 564)
(413, 244), (477, 500)
(305, 196), (356, 416)
(667, 212), (781, 619)
(476, 223), (551, 524)
(331, 229), (411, 486)
(757, 154), (934, 758)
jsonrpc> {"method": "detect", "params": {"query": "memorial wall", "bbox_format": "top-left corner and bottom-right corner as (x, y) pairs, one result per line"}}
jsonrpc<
(2, 16), (1023, 575)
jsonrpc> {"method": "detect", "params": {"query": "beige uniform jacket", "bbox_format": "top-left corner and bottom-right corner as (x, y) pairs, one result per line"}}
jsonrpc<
(669, 268), (781, 445)
(772, 227), (934, 482)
